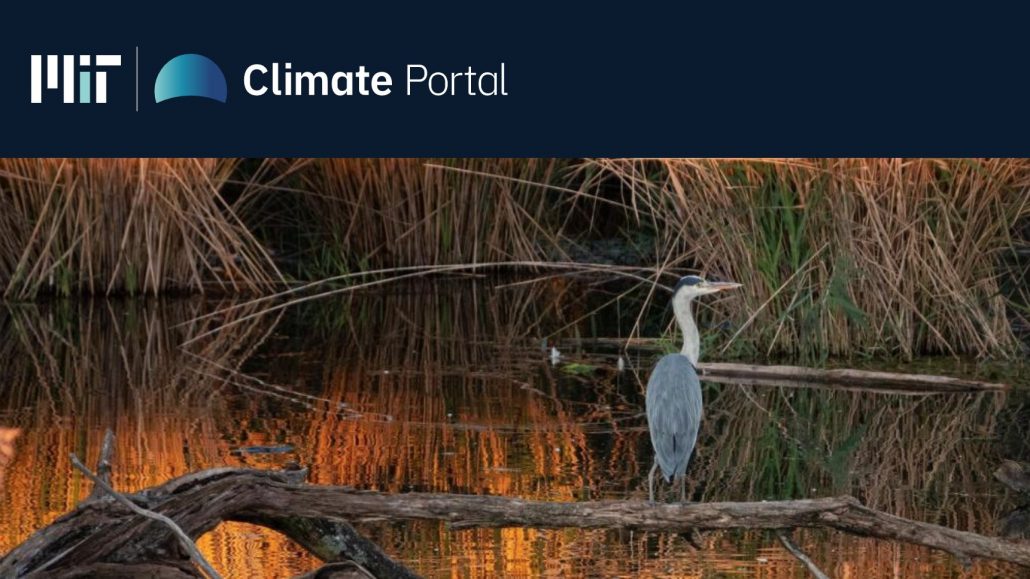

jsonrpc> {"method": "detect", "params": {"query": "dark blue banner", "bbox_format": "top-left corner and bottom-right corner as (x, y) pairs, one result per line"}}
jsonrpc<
(2, 4), (1027, 156)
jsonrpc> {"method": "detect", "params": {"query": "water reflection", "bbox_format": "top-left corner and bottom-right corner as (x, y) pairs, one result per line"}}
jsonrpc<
(0, 281), (1025, 578)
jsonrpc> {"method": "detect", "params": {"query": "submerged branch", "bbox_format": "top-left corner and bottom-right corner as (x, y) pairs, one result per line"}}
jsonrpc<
(776, 530), (830, 579)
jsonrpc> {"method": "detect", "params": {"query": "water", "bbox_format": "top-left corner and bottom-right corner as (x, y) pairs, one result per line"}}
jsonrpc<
(0, 279), (1026, 577)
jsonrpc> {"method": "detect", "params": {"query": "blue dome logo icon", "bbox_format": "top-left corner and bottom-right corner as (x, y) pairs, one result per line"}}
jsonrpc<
(154, 54), (227, 103)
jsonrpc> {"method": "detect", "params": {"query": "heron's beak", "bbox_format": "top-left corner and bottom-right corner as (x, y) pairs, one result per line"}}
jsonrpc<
(708, 281), (742, 292)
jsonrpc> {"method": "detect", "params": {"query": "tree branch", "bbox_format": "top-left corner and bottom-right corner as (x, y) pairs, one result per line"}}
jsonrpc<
(86, 429), (116, 502)
(67, 454), (222, 579)
(5, 466), (1029, 577)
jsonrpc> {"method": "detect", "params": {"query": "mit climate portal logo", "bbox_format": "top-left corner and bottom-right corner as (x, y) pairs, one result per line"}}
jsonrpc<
(29, 52), (227, 106)
(29, 52), (508, 106)
(30, 54), (122, 104)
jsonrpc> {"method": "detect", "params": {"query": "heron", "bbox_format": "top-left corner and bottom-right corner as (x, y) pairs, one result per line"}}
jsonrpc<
(646, 275), (741, 503)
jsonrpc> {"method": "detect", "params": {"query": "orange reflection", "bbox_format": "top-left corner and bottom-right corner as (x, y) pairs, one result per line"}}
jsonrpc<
(0, 428), (21, 495)
(0, 284), (1023, 578)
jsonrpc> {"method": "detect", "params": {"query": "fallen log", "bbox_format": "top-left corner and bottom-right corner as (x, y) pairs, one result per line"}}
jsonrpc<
(696, 362), (1008, 392)
(3, 466), (1029, 577)
(563, 338), (1008, 392)
(1, 463), (416, 579)
(68, 453), (222, 579)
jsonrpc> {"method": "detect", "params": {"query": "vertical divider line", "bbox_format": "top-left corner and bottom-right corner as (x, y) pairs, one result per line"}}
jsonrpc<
(135, 46), (139, 112)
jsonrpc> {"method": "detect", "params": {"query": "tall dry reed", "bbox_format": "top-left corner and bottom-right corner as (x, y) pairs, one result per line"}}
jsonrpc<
(298, 159), (589, 270)
(587, 158), (1030, 359)
(0, 158), (282, 298)
(1, 157), (1026, 360)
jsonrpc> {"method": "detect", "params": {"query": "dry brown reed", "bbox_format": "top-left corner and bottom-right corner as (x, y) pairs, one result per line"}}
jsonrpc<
(587, 158), (1030, 359)
(0, 158), (283, 298)
(298, 159), (590, 269)
(1, 157), (1025, 359)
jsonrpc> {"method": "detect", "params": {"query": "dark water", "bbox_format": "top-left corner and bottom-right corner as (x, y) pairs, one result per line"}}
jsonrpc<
(0, 279), (1026, 577)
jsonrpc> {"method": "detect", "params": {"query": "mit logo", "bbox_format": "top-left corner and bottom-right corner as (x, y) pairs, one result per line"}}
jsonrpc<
(30, 54), (122, 104)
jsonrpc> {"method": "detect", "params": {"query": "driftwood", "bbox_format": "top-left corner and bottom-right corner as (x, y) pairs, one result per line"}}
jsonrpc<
(1, 466), (417, 579)
(3, 465), (1030, 577)
(572, 337), (1005, 391)
(696, 362), (1008, 393)
(565, 338), (1008, 392)
(68, 453), (222, 579)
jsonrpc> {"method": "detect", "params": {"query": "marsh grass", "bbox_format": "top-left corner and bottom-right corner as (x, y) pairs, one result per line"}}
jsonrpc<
(265, 157), (1030, 359)
(587, 158), (1030, 360)
(0, 157), (1026, 359)
(295, 159), (595, 273)
(0, 158), (283, 298)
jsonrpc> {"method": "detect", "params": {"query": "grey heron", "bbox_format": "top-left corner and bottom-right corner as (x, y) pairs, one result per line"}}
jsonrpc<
(647, 275), (741, 503)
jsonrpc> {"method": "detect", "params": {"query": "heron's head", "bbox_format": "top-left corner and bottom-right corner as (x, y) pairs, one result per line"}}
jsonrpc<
(672, 275), (742, 299)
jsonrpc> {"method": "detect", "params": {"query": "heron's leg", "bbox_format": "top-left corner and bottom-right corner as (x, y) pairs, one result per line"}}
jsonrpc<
(679, 476), (686, 502)
(648, 460), (659, 504)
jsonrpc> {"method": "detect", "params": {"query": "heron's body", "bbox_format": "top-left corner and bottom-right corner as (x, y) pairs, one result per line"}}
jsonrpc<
(645, 275), (739, 503)
(646, 353), (702, 481)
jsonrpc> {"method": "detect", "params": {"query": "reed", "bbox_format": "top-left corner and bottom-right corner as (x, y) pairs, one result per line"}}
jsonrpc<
(587, 158), (1030, 359)
(1, 157), (1026, 359)
(295, 159), (588, 272)
(0, 158), (282, 298)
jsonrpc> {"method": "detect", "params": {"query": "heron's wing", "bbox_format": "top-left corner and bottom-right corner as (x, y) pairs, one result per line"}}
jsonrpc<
(645, 355), (703, 480)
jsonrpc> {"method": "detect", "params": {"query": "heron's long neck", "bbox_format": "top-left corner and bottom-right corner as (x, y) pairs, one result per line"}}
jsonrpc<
(673, 293), (700, 366)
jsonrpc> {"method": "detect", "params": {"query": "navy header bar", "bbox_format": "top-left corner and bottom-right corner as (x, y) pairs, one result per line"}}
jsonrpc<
(2, 4), (1027, 156)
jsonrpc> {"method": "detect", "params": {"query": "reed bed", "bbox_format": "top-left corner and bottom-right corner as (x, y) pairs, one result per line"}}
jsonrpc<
(0, 157), (1026, 359)
(0, 158), (282, 298)
(587, 158), (1030, 359)
(295, 159), (591, 272)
